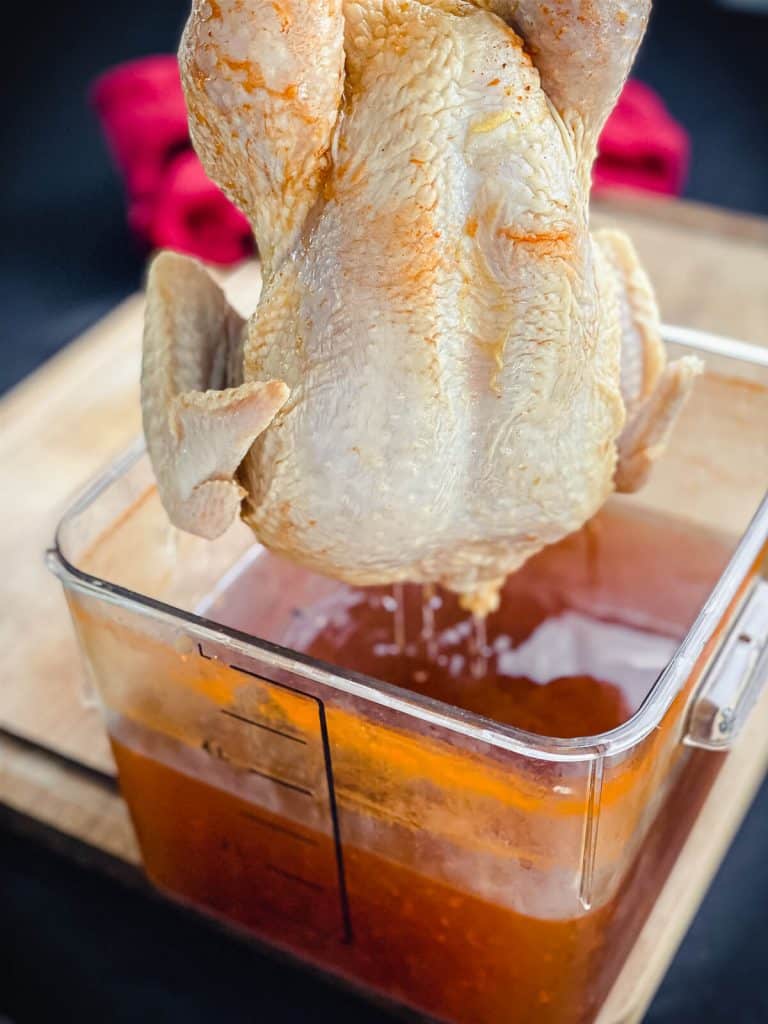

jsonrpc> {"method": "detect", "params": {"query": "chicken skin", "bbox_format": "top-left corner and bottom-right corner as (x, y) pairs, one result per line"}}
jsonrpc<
(143, 0), (700, 614)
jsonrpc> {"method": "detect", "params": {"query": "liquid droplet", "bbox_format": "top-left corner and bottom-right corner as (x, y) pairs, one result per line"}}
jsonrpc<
(421, 583), (438, 660)
(392, 582), (406, 652)
(471, 615), (489, 679)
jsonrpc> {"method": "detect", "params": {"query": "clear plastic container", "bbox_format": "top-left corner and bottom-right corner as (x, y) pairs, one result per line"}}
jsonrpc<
(49, 328), (768, 1024)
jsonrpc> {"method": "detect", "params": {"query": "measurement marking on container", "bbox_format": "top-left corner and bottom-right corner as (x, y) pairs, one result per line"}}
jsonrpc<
(248, 890), (322, 931)
(239, 810), (319, 847)
(316, 699), (353, 945)
(220, 708), (307, 745)
(246, 767), (314, 797)
(267, 865), (326, 892)
(196, 645), (354, 944)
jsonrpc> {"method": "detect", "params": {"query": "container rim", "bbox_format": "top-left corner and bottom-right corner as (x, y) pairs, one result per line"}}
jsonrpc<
(47, 326), (768, 763)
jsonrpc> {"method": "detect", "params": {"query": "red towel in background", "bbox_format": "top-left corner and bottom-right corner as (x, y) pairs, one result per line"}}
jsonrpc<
(92, 57), (690, 267)
(91, 56), (252, 266)
(594, 80), (690, 196)
(150, 150), (253, 266)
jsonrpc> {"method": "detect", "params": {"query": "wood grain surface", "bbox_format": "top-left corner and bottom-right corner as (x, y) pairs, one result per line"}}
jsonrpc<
(2, 195), (767, 772)
(1, 195), (767, 1023)
(0, 264), (261, 773)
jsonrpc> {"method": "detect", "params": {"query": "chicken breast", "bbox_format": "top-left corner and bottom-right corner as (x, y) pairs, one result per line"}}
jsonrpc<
(143, 0), (700, 614)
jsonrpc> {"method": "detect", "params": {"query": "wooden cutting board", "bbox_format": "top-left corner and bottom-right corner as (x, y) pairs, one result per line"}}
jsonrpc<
(0, 263), (262, 773)
(4, 194), (768, 774)
(1, 194), (768, 1024)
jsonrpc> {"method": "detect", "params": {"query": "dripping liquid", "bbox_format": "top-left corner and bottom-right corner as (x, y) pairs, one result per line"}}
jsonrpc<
(204, 503), (735, 738)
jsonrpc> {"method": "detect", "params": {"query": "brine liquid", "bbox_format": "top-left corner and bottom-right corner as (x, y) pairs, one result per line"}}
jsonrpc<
(106, 505), (739, 1023)
(112, 737), (617, 1024)
(110, 725), (720, 1024)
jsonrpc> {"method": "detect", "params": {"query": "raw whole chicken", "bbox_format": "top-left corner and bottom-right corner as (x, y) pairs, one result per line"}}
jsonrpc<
(143, 0), (701, 615)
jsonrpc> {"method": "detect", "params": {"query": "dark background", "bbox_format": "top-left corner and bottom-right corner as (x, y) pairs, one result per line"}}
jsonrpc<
(2, 1), (768, 1021)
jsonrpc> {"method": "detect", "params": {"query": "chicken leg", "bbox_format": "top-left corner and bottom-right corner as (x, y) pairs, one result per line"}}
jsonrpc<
(479, 0), (653, 141)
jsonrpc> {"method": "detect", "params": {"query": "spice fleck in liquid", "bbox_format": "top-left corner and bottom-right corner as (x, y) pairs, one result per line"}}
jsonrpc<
(106, 505), (738, 1024)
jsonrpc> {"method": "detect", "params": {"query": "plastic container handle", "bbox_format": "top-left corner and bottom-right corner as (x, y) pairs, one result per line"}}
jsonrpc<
(686, 580), (768, 751)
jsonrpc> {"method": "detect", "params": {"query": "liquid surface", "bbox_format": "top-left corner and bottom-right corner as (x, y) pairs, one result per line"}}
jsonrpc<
(203, 503), (733, 737)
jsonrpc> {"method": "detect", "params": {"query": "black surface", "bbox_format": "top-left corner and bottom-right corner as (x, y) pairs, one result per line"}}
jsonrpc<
(635, 1), (768, 219)
(2, 1), (768, 1021)
(1, 772), (767, 1024)
(2, 0), (186, 395)
(0, 817), (394, 1024)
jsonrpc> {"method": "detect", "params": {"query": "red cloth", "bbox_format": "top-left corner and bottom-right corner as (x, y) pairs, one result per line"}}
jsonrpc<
(91, 56), (252, 265)
(149, 151), (253, 266)
(594, 80), (690, 196)
(92, 57), (689, 266)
